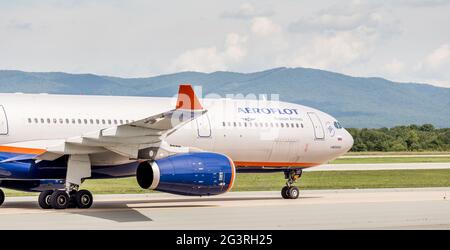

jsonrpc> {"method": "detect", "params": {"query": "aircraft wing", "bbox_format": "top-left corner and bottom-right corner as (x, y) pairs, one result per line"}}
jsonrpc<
(37, 84), (206, 161)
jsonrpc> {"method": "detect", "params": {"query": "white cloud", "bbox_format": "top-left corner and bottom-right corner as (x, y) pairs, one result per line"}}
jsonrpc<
(284, 31), (369, 70)
(251, 17), (281, 36)
(221, 3), (274, 19)
(410, 44), (450, 87)
(397, 0), (450, 7)
(424, 44), (450, 69)
(383, 59), (406, 75)
(289, 1), (401, 37)
(169, 33), (248, 72)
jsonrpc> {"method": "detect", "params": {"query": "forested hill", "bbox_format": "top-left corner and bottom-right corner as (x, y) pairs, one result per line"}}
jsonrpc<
(1, 67), (449, 128)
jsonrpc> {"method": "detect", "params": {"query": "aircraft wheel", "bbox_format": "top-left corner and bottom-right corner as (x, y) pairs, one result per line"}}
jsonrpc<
(0, 189), (5, 207)
(288, 186), (300, 199)
(50, 190), (70, 209)
(281, 186), (290, 199)
(75, 190), (93, 209)
(38, 190), (54, 209)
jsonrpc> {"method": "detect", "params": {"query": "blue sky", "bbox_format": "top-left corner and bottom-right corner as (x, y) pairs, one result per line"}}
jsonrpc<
(0, 0), (449, 87)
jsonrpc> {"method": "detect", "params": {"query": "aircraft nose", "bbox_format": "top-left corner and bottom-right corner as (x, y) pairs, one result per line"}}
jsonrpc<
(344, 129), (354, 152)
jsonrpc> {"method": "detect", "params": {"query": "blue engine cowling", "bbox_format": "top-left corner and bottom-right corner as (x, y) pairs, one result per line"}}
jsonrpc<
(136, 152), (236, 196)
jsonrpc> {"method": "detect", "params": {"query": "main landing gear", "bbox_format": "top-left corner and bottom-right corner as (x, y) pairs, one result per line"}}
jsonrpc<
(38, 188), (93, 209)
(281, 169), (302, 199)
(37, 154), (94, 209)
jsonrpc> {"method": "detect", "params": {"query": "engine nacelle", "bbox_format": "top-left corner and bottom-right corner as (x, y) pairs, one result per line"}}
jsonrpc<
(136, 152), (235, 196)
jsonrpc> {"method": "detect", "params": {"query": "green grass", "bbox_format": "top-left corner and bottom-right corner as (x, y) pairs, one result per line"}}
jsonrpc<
(232, 169), (450, 191)
(330, 157), (450, 164)
(3, 169), (450, 196)
(345, 151), (450, 156)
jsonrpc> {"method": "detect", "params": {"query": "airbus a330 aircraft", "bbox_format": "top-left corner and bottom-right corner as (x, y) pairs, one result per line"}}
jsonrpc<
(0, 85), (353, 209)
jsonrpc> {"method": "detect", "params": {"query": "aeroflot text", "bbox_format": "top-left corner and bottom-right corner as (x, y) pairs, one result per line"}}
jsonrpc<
(238, 107), (299, 115)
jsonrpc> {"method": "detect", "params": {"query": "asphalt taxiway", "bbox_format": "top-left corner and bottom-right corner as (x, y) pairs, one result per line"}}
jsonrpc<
(1, 188), (449, 229)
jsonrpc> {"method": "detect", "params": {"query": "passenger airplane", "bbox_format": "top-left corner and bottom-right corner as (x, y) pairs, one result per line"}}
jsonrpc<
(0, 85), (353, 209)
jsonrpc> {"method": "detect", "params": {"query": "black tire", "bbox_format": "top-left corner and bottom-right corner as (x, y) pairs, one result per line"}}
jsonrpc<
(281, 186), (290, 199)
(50, 190), (70, 209)
(75, 190), (93, 209)
(0, 189), (4, 207)
(288, 186), (300, 199)
(38, 190), (54, 209)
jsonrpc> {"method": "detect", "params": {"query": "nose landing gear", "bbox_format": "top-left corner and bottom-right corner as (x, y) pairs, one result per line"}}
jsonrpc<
(281, 169), (302, 199)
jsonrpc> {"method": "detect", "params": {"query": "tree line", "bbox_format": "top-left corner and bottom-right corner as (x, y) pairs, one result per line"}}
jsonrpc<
(347, 124), (450, 152)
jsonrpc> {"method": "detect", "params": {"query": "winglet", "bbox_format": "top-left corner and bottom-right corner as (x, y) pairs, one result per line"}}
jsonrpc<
(176, 84), (203, 110)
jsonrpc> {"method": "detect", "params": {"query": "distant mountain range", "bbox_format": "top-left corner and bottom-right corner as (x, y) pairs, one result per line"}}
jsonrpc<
(1, 67), (449, 128)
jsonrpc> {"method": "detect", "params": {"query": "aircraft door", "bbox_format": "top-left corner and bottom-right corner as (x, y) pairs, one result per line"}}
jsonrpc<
(0, 105), (8, 135)
(196, 113), (211, 137)
(307, 112), (324, 140)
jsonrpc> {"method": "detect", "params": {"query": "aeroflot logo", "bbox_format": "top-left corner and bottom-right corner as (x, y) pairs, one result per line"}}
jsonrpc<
(238, 107), (299, 115)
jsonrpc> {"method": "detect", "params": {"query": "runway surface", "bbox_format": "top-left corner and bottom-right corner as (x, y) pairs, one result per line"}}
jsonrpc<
(306, 162), (450, 171)
(1, 188), (449, 229)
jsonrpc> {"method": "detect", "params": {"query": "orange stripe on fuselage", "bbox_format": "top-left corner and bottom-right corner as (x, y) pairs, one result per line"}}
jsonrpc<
(234, 161), (321, 168)
(0, 146), (46, 155)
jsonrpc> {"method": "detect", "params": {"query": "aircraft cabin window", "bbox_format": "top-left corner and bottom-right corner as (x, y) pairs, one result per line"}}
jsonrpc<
(47, 118), (51, 123)
(280, 123), (284, 128)
(102, 119), (105, 124)
(34, 118), (38, 123)
(108, 120), (111, 125)
(90, 119), (94, 124)
(120, 120), (123, 124)
(238, 122), (242, 127)
(126, 120), (129, 124)
(114, 120), (118, 125)
(296, 123), (299, 128)
(65, 118), (69, 124)
(28, 118), (32, 123)
(244, 122), (247, 127)
(96, 119), (100, 124)
(40, 118), (44, 123)
(222, 122), (226, 127)
(254, 123), (258, 127)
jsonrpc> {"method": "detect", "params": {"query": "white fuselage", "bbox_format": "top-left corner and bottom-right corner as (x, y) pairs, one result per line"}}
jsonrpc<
(0, 93), (353, 170)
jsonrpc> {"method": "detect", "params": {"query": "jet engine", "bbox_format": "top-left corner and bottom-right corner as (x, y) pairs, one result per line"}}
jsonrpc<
(136, 152), (235, 196)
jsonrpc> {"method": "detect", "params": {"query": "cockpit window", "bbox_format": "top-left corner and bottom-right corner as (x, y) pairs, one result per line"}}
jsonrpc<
(334, 121), (343, 129)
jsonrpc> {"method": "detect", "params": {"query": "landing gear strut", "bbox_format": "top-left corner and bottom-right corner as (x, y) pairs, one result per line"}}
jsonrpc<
(281, 169), (302, 199)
